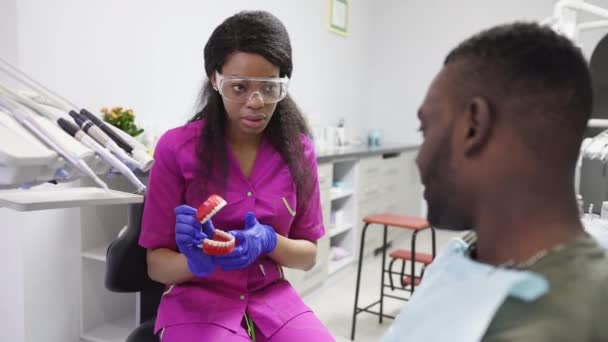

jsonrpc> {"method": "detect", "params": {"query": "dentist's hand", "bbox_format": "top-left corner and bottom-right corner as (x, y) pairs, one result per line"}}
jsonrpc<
(215, 212), (278, 271)
(174, 205), (216, 277)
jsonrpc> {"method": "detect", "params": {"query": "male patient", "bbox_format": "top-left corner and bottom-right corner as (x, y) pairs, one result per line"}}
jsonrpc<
(383, 22), (608, 341)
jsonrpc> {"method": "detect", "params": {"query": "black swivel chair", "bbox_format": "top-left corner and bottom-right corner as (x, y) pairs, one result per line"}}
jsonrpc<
(105, 202), (164, 342)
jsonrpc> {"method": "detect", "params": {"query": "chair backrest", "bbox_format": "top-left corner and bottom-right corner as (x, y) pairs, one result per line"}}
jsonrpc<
(105, 201), (164, 323)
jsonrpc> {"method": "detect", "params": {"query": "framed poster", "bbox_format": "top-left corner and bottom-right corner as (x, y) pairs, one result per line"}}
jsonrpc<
(329, 0), (349, 36)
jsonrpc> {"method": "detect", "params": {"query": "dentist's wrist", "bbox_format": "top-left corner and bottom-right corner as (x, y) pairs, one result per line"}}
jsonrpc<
(186, 258), (214, 278)
(262, 225), (278, 254)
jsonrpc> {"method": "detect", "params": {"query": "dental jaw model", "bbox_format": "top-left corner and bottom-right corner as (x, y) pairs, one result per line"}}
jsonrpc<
(195, 195), (235, 256)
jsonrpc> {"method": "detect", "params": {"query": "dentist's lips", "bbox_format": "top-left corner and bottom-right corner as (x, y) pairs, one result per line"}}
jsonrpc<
(241, 114), (267, 129)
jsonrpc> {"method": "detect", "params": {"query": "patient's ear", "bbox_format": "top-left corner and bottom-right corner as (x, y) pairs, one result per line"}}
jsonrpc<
(462, 96), (492, 155)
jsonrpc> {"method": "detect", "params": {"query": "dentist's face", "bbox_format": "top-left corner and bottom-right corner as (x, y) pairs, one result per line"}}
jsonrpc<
(211, 52), (280, 136)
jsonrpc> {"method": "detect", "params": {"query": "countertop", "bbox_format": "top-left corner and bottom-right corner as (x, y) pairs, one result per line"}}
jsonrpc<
(316, 143), (419, 163)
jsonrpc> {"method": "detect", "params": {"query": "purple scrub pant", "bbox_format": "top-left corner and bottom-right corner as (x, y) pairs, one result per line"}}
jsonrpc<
(159, 311), (334, 341)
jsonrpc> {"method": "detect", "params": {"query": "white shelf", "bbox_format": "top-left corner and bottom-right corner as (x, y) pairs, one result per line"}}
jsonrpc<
(329, 223), (354, 237)
(81, 315), (135, 342)
(0, 187), (143, 211)
(330, 188), (354, 201)
(82, 246), (108, 262)
(329, 256), (353, 274)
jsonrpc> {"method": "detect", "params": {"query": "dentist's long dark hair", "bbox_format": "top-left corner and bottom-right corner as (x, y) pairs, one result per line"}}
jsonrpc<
(189, 10), (312, 200)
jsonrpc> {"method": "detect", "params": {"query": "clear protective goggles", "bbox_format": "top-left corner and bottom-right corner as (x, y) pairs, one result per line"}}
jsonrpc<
(215, 71), (290, 104)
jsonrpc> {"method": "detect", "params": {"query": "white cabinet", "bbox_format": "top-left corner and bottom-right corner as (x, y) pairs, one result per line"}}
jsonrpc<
(328, 159), (358, 275)
(353, 150), (423, 260)
(80, 177), (140, 342)
(291, 148), (422, 287)
(284, 162), (332, 294)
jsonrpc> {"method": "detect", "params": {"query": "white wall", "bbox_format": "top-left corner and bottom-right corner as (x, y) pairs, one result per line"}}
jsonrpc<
(15, 0), (373, 140)
(366, 0), (608, 145)
(11, 0), (608, 144)
(0, 2), (24, 341)
(0, 0), (18, 64)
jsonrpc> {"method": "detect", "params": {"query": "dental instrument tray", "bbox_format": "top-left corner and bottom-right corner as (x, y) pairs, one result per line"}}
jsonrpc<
(0, 187), (143, 211)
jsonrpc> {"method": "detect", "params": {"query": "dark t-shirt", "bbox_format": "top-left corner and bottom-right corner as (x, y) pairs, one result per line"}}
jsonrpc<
(483, 235), (608, 341)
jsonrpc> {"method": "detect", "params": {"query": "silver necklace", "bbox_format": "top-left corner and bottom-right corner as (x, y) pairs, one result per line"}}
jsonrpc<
(463, 231), (569, 270)
(498, 243), (567, 270)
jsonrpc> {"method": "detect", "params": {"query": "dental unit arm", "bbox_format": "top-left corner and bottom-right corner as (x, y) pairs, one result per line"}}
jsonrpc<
(0, 57), (154, 172)
(0, 59), (153, 192)
(542, 1), (608, 196)
(0, 95), (109, 190)
(542, 0), (608, 42)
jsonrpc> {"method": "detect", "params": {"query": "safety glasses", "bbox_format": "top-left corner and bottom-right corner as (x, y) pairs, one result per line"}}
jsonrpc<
(215, 71), (290, 104)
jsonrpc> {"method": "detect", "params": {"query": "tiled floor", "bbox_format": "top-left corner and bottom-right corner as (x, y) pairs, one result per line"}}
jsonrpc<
(302, 228), (465, 341)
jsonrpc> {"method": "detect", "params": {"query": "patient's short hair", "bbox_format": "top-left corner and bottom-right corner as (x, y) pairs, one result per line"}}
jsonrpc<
(445, 22), (592, 163)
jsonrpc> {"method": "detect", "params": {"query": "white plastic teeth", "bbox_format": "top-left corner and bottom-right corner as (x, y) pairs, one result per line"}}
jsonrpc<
(199, 199), (227, 224)
(204, 230), (235, 246)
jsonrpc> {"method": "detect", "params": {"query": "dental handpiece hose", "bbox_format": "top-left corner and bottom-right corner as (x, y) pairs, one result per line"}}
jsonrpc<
(0, 58), (155, 170)
(79, 109), (133, 154)
(68, 111), (144, 170)
(0, 58), (138, 154)
(58, 118), (147, 194)
(0, 97), (109, 190)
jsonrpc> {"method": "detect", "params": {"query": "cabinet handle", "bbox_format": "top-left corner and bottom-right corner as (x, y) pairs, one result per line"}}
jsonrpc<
(382, 152), (401, 159)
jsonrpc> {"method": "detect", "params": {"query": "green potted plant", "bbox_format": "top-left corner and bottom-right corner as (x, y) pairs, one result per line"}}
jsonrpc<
(100, 106), (144, 137)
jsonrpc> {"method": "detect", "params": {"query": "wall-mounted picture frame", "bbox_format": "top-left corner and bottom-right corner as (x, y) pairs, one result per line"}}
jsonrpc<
(329, 0), (349, 36)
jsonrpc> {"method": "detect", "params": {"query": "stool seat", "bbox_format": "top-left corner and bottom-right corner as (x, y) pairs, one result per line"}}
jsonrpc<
(363, 213), (430, 231)
(389, 249), (434, 265)
(402, 275), (422, 287)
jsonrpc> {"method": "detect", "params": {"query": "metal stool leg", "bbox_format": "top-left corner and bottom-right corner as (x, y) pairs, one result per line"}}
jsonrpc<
(351, 222), (370, 341)
(400, 259), (406, 288)
(431, 226), (437, 259)
(379, 225), (388, 324)
(388, 258), (397, 291)
(410, 230), (418, 294)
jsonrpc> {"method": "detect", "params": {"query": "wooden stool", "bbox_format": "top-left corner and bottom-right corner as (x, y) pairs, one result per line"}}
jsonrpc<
(350, 213), (436, 341)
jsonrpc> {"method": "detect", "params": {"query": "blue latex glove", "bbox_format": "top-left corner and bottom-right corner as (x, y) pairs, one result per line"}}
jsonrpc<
(215, 212), (278, 271)
(174, 205), (216, 277)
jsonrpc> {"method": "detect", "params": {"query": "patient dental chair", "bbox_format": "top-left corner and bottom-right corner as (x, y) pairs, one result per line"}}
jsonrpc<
(105, 202), (164, 342)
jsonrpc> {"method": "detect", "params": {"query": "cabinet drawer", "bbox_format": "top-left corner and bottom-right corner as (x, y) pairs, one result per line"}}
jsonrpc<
(316, 234), (331, 263)
(355, 202), (383, 258)
(358, 156), (383, 190)
(358, 185), (384, 203)
(283, 268), (304, 291)
(287, 235), (329, 294)
(400, 150), (421, 184)
(317, 162), (333, 190)
(320, 188), (331, 226)
(359, 156), (383, 174)
(299, 262), (327, 294)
